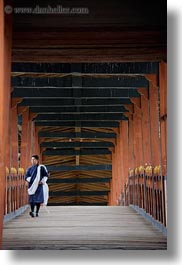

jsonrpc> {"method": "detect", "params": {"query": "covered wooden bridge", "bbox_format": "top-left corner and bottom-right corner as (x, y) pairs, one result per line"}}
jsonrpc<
(0, 0), (167, 249)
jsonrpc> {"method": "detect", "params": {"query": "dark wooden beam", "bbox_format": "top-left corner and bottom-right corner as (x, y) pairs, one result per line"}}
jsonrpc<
(11, 76), (148, 88)
(47, 165), (112, 171)
(12, 47), (166, 63)
(30, 106), (128, 114)
(41, 142), (114, 148)
(34, 113), (128, 121)
(12, 1), (166, 30)
(12, 62), (159, 74)
(49, 190), (110, 196)
(48, 177), (111, 184)
(39, 131), (116, 139)
(19, 98), (132, 106)
(35, 121), (119, 128)
(12, 87), (140, 98)
(43, 148), (111, 156)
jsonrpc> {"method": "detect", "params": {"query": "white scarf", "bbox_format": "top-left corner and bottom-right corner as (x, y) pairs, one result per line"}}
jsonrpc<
(28, 165), (49, 205)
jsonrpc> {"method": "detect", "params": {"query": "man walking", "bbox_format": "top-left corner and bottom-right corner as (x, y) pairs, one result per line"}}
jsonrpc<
(25, 155), (49, 217)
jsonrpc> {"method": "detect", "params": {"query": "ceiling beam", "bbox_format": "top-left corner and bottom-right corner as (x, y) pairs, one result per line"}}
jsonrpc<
(12, 47), (165, 62)
(12, 62), (159, 74)
(12, 87), (141, 98)
(48, 177), (111, 184)
(39, 131), (116, 139)
(34, 113), (128, 121)
(30, 106), (128, 114)
(11, 76), (148, 88)
(35, 121), (119, 128)
(47, 164), (112, 171)
(40, 142), (114, 148)
(43, 148), (111, 156)
(18, 98), (132, 106)
(49, 190), (110, 196)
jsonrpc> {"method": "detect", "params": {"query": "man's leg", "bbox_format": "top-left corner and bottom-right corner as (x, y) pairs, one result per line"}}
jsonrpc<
(29, 203), (35, 217)
(36, 203), (40, 216)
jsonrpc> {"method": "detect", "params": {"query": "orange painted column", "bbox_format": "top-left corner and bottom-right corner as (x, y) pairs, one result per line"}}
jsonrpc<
(146, 75), (161, 166)
(113, 149), (117, 205)
(110, 151), (115, 205)
(34, 126), (40, 157)
(115, 128), (122, 205)
(19, 107), (30, 170)
(131, 98), (143, 168)
(109, 127), (120, 206)
(138, 88), (152, 165)
(0, 0), (12, 248)
(10, 104), (19, 169)
(110, 143), (118, 205)
(29, 113), (38, 160)
(117, 128), (122, 203)
(125, 113), (134, 171)
(159, 62), (167, 176)
(4, 3), (12, 171)
(119, 120), (129, 193)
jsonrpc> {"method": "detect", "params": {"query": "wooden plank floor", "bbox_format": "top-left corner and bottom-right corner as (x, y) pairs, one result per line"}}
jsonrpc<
(2, 206), (167, 250)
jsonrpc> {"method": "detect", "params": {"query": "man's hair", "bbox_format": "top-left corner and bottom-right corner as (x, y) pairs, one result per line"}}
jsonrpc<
(32, 154), (39, 160)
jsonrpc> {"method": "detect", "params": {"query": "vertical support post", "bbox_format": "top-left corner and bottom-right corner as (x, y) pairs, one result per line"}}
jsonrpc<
(124, 113), (134, 174)
(29, 112), (38, 160)
(116, 127), (122, 205)
(10, 102), (20, 169)
(131, 97), (143, 168)
(159, 62), (167, 226)
(146, 74), (161, 166)
(0, 0), (12, 248)
(128, 172), (130, 205)
(34, 126), (41, 157)
(146, 75), (161, 220)
(112, 148), (117, 205)
(159, 62), (167, 177)
(19, 107), (29, 170)
(138, 88), (152, 165)
(119, 120), (129, 203)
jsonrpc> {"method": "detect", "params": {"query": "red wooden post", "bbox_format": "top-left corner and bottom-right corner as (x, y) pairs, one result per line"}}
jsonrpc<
(111, 149), (116, 205)
(146, 74), (161, 167)
(159, 62), (167, 226)
(34, 126), (41, 157)
(19, 107), (30, 170)
(125, 113), (134, 171)
(138, 88), (152, 165)
(131, 97), (144, 168)
(119, 120), (129, 204)
(29, 112), (38, 160)
(159, 62), (167, 177)
(116, 130), (122, 204)
(10, 105), (19, 169)
(0, 0), (12, 248)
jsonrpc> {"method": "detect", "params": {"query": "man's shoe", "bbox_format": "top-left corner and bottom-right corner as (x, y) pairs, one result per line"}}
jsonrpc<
(29, 212), (35, 218)
(36, 213), (39, 217)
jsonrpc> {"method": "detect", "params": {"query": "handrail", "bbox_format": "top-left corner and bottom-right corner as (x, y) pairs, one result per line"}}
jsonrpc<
(4, 168), (28, 216)
(121, 166), (167, 227)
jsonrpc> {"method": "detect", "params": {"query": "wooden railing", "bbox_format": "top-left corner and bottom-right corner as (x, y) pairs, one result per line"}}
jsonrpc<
(121, 166), (167, 227)
(4, 167), (28, 215)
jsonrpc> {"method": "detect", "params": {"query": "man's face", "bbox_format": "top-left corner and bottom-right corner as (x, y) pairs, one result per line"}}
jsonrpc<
(31, 157), (38, 166)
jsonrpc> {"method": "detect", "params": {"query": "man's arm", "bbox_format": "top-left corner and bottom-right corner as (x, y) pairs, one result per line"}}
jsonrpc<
(40, 165), (49, 184)
(24, 168), (31, 182)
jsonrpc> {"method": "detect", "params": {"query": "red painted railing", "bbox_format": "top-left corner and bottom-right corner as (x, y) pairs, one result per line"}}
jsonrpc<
(121, 166), (167, 227)
(4, 168), (28, 215)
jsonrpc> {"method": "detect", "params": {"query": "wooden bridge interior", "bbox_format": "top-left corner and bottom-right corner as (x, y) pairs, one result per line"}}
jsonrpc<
(0, 0), (167, 249)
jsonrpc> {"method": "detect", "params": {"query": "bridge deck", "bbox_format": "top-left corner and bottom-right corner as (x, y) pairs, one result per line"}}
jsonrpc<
(3, 206), (167, 250)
